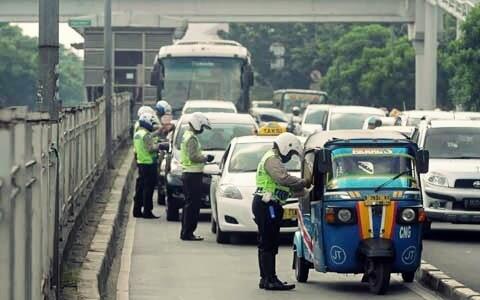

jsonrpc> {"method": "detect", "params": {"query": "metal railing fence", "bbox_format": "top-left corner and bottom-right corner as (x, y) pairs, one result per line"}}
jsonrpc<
(0, 92), (131, 300)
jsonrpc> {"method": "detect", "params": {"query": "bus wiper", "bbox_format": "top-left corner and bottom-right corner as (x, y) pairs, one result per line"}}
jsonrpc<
(374, 169), (412, 193)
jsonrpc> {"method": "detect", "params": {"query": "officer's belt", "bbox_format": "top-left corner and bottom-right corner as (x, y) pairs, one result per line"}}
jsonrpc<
(255, 187), (289, 201)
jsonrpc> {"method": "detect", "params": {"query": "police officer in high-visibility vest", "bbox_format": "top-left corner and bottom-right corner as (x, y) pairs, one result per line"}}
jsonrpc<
(179, 112), (215, 241)
(253, 132), (310, 290)
(133, 113), (162, 219)
(133, 106), (156, 215)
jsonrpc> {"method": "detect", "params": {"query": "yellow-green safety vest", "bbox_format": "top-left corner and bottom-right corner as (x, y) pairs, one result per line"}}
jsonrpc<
(180, 130), (204, 172)
(133, 128), (155, 164)
(256, 150), (291, 204)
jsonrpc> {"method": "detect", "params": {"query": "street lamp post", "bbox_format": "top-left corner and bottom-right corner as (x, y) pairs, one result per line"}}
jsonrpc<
(104, 0), (114, 169)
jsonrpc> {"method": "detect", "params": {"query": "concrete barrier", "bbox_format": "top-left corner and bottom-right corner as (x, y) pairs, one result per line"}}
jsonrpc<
(78, 149), (136, 299)
(417, 260), (480, 300)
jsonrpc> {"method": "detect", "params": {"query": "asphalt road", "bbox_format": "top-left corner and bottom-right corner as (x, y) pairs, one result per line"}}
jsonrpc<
(125, 207), (440, 300)
(423, 223), (480, 292)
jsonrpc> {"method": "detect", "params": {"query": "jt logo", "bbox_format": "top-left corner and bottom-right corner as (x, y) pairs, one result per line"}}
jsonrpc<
(330, 246), (347, 265)
(401, 246), (416, 265)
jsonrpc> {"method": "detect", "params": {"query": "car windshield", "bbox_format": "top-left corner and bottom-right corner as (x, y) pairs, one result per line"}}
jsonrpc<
(228, 143), (300, 172)
(424, 127), (480, 159)
(328, 148), (416, 190)
(258, 111), (288, 123)
(184, 107), (235, 114)
(329, 112), (384, 130)
(174, 123), (255, 151)
(304, 108), (328, 125)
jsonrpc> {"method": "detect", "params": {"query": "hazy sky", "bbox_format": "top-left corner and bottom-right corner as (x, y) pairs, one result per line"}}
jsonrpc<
(14, 22), (226, 58)
(15, 23), (85, 57)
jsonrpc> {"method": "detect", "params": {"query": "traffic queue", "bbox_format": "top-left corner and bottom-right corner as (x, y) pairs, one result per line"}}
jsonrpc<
(133, 99), (480, 294)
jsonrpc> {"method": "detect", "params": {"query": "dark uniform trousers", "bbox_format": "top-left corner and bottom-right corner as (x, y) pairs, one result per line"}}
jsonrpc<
(252, 194), (284, 279)
(133, 163), (158, 214)
(181, 172), (203, 238)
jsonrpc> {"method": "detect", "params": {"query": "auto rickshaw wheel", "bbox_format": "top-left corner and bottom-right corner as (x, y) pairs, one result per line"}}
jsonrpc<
(366, 259), (391, 295)
(294, 251), (309, 283)
(402, 271), (415, 283)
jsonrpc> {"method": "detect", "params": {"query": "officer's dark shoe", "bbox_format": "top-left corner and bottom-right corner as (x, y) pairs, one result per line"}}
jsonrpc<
(143, 212), (160, 219)
(180, 235), (204, 241)
(259, 278), (266, 289)
(133, 211), (143, 218)
(264, 278), (295, 291)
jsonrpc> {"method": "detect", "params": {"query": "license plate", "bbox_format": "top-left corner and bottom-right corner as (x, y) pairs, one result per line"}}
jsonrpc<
(364, 195), (391, 206)
(465, 199), (480, 210)
(283, 208), (298, 220)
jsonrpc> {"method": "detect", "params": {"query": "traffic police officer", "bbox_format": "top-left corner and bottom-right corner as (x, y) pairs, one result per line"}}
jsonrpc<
(253, 132), (309, 290)
(133, 113), (162, 219)
(179, 112), (215, 241)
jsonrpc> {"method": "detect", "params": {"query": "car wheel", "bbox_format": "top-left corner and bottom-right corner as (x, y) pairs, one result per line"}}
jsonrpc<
(294, 251), (309, 283)
(401, 271), (415, 283)
(157, 179), (166, 205)
(211, 215), (217, 234)
(216, 219), (229, 244)
(165, 187), (180, 222)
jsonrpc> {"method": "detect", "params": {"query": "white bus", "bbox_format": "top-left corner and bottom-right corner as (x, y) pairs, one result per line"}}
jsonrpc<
(150, 40), (254, 115)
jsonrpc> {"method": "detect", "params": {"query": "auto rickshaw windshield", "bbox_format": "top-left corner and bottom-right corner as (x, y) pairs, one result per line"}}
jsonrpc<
(327, 147), (417, 190)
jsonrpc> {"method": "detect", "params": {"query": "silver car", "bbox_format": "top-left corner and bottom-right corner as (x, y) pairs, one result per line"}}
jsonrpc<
(418, 120), (480, 226)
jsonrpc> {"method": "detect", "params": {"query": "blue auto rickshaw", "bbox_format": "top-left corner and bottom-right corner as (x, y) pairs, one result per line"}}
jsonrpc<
(293, 131), (429, 294)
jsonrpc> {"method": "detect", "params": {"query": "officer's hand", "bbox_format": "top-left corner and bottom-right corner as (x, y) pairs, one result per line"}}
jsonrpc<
(205, 154), (215, 162)
(158, 142), (170, 151)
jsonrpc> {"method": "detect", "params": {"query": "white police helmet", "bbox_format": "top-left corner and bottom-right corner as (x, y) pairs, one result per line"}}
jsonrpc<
(137, 105), (155, 117)
(188, 112), (211, 132)
(138, 112), (160, 131)
(155, 100), (172, 116)
(274, 132), (303, 159)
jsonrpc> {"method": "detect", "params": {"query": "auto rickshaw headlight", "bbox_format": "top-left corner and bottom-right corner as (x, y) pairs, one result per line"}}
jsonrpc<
(337, 209), (353, 223)
(400, 208), (416, 223)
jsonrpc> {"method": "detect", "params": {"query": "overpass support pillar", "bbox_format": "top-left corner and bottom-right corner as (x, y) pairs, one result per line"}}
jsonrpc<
(410, 0), (438, 110)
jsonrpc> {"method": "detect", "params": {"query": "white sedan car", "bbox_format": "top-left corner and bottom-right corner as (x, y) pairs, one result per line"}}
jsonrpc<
(208, 135), (301, 244)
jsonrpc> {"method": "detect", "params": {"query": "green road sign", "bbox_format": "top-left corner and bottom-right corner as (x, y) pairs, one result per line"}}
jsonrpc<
(69, 19), (92, 28)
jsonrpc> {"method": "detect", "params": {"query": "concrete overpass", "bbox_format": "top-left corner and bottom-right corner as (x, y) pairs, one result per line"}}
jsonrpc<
(1, 0), (477, 109)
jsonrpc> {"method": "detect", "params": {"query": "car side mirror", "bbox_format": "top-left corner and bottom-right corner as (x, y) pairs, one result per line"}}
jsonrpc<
(204, 164), (221, 175)
(416, 149), (429, 174)
(316, 148), (331, 173)
(150, 60), (164, 89)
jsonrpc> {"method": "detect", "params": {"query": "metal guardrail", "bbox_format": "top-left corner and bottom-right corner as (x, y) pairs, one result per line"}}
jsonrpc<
(0, 92), (131, 300)
(437, 0), (475, 21)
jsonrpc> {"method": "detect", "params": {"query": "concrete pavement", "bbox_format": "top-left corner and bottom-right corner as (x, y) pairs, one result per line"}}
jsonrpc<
(423, 223), (480, 292)
(120, 206), (441, 300)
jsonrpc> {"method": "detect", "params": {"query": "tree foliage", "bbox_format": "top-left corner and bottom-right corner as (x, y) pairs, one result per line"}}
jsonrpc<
(221, 18), (471, 110)
(447, 5), (480, 111)
(322, 25), (415, 109)
(0, 23), (84, 109)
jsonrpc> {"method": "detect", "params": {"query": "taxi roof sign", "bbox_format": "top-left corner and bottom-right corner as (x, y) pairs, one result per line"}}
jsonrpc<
(258, 122), (286, 136)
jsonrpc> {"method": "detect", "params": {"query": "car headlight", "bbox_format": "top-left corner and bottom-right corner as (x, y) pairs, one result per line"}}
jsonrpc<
(337, 209), (353, 223)
(400, 208), (416, 223)
(426, 172), (449, 187)
(219, 184), (243, 200)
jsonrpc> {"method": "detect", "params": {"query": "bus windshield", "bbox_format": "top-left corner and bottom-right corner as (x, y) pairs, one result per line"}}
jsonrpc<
(282, 92), (326, 113)
(162, 57), (243, 113)
(327, 148), (416, 190)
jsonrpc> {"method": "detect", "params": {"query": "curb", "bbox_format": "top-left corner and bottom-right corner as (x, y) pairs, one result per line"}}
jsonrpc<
(417, 260), (480, 300)
(78, 149), (136, 299)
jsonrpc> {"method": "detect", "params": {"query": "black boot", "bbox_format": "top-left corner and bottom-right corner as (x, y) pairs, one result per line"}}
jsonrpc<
(262, 252), (295, 291)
